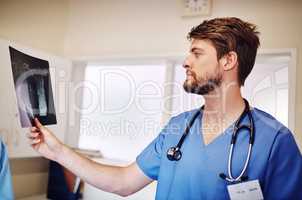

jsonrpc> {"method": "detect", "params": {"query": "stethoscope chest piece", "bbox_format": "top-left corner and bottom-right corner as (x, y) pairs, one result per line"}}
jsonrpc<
(167, 147), (182, 161)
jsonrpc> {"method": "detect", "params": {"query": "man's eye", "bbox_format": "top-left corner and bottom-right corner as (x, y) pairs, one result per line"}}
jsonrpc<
(194, 52), (201, 57)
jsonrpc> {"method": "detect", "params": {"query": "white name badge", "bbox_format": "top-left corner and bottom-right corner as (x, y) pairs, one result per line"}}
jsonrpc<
(227, 180), (264, 200)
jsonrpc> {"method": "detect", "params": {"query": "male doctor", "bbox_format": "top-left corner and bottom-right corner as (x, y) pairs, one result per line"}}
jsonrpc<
(29, 17), (302, 199)
(0, 139), (14, 199)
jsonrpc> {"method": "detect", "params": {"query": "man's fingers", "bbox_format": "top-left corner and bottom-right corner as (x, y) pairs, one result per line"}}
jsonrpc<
(27, 131), (40, 138)
(30, 138), (41, 145)
(28, 132), (40, 139)
(30, 127), (38, 132)
(34, 118), (43, 129)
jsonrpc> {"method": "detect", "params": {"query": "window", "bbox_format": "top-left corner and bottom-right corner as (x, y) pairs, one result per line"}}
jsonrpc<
(242, 54), (290, 127)
(79, 64), (166, 161)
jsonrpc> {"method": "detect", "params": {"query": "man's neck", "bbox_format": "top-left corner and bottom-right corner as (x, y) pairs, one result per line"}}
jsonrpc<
(202, 83), (245, 127)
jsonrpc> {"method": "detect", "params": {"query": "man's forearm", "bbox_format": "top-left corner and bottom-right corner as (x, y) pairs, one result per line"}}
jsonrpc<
(55, 144), (128, 196)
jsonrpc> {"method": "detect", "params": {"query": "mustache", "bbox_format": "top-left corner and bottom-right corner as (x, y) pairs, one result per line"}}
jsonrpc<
(186, 69), (197, 78)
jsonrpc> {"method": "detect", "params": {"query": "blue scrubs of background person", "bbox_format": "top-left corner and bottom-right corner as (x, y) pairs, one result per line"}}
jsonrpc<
(0, 139), (14, 200)
(136, 108), (302, 199)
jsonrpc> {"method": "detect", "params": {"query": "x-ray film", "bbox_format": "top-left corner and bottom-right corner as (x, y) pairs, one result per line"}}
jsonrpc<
(9, 47), (57, 127)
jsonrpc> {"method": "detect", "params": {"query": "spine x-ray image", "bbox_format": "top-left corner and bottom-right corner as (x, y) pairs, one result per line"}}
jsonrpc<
(9, 47), (57, 128)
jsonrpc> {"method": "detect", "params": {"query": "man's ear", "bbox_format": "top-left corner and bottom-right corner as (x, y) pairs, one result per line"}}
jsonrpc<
(220, 51), (238, 71)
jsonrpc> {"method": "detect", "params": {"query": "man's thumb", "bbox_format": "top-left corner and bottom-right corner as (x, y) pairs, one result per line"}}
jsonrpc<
(34, 118), (43, 129)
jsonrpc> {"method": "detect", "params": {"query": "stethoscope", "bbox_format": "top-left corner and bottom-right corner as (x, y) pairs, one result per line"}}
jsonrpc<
(166, 99), (255, 183)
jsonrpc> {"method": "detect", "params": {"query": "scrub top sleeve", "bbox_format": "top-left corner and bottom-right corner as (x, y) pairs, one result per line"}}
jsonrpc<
(136, 118), (173, 180)
(263, 128), (302, 199)
(0, 141), (14, 200)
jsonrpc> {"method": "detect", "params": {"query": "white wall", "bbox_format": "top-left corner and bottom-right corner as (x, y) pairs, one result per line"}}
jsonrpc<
(0, 0), (69, 56)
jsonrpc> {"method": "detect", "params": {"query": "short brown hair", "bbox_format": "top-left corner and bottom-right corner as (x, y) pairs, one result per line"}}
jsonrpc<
(187, 17), (260, 86)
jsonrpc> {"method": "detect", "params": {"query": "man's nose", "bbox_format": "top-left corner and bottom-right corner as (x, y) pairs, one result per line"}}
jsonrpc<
(183, 64), (190, 69)
(183, 57), (191, 69)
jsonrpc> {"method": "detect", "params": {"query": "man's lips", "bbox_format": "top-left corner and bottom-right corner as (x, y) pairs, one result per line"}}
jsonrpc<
(186, 70), (194, 77)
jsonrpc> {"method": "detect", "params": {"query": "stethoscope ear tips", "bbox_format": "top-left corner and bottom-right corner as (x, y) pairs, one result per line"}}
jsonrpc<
(167, 147), (182, 161)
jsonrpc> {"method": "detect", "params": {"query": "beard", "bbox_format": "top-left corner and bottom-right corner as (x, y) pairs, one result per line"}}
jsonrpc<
(183, 71), (222, 95)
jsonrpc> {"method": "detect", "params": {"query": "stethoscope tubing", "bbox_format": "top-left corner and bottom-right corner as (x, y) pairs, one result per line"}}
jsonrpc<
(227, 143), (253, 182)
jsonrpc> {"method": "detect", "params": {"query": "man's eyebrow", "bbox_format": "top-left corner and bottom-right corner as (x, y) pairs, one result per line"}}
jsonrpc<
(190, 47), (204, 52)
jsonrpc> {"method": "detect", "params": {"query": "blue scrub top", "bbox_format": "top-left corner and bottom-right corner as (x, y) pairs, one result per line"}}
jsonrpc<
(136, 108), (302, 200)
(0, 140), (14, 200)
